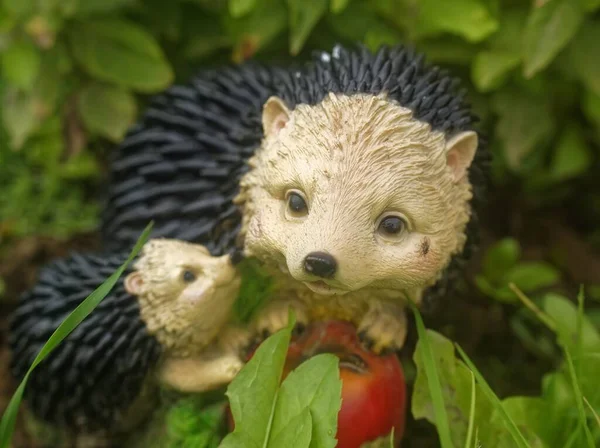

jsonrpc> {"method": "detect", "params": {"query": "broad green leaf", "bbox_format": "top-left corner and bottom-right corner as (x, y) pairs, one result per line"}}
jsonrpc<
(2, 0), (34, 17)
(229, 0), (256, 17)
(330, 0), (349, 14)
(487, 397), (547, 447)
(268, 409), (312, 448)
(568, 21), (600, 96)
(221, 316), (295, 448)
(288, 0), (327, 55)
(69, 19), (173, 93)
(542, 293), (600, 355)
(584, 0), (600, 12)
(491, 90), (554, 171)
(583, 90), (600, 130)
(522, 0), (584, 78)
(0, 223), (153, 448)
(74, 0), (136, 16)
(2, 88), (38, 149)
(78, 82), (137, 142)
(412, 328), (492, 447)
(327, 1), (384, 43)
(183, 10), (231, 59)
(548, 124), (592, 181)
(1, 40), (40, 91)
(482, 238), (521, 282)
(223, 0), (287, 63)
(503, 262), (560, 293)
(472, 50), (520, 92)
(414, 0), (498, 43)
(269, 354), (341, 448)
(411, 309), (455, 448)
(455, 345), (532, 448)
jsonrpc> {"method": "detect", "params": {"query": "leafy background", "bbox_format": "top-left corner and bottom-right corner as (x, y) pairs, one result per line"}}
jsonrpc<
(0, 0), (599, 446)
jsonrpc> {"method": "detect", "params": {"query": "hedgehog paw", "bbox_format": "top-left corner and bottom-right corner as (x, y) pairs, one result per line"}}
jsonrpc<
(252, 299), (309, 340)
(357, 304), (407, 355)
(219, 325), (253, 357)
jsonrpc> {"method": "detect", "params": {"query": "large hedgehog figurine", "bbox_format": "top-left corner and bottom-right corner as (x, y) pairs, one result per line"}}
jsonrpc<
(9, 239), (246, 444)
(100, 43), (489, 351)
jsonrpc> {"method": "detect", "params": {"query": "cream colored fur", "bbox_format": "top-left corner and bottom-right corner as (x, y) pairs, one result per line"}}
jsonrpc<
(235, 92), (478, 351)
(125, 239), (249, 392)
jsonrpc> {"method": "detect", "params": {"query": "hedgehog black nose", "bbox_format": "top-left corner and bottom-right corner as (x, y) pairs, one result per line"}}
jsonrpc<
(303, 252), (337, 278)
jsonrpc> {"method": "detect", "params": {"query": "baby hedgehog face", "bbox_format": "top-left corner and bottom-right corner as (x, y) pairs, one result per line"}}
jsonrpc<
(239, 93), (478, 301)
(125, 239), (241, 353)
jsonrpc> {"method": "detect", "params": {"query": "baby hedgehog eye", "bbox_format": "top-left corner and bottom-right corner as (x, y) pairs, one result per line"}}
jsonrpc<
(182, 270), (196, 283)
(286, 190), (308, 217)
(378, 216), (406, 236)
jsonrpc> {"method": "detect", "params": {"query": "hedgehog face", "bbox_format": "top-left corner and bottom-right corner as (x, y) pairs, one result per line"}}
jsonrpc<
(240, 93), (477, 300)
(125, 239), (241, 350)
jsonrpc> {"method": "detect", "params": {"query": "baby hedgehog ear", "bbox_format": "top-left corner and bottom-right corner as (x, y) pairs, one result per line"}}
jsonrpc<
(445, 131), (478, 183)
(262, 96), (291, 138)
(125, 272), (144, 296)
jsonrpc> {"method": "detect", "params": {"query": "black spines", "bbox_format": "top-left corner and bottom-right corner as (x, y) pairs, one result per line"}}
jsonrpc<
(9, 252), (162, 432)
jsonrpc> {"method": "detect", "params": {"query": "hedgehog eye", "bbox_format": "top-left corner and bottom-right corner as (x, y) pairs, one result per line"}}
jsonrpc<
(376, 214), (407, 239)
(285, 190), (309, 218)
(182, 270), (196, 283)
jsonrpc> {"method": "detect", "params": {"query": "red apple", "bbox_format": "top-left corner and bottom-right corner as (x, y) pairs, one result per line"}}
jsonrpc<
(228, 320), (407, 447)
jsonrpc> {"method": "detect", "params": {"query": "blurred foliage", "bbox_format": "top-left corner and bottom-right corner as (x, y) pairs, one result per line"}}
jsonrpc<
(0, 0), (598, 247)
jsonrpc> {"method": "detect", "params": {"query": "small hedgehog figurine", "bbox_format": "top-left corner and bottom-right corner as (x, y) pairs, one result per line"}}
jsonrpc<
(10, 239), (246, 443)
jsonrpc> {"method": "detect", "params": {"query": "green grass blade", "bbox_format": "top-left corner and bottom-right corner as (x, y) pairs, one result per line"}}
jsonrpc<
(410, 304), (454, 448)
(563, 348), (595, 448)
(464, 370), (476, 448)
(0, 222), (153, 448)
(584, 397), (600, 429)
(455, 344), (531, 448)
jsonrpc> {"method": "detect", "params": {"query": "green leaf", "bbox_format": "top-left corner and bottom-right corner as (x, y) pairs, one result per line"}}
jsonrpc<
(327, 1), (385, 43)
(488, 397), (548, 447)
(472, 50), (520, 92)
(74, 0), (136, 16)
(2, 0), (35, 17)
(288, 0), (327, 55)
(1, 40), (41, 91)
(482, 238), (521, 282)
(548, 124), (592, 181)
(410, 306), (455, 448)
(234, 258), (275, 324)
(542, 293), (600, 355)
(504, 262), (560, 293)
(229, 0), (256, 17)
(583, 0), (600, 12)
(568, 20), (600, 96)
(69, 18), (173, 93)
(221, 314), (295, 448)
(223, 0), (287, 63)
(0, 222), (153, 448)
(492, 90), (554, 171)
(78, 82), (137, 142)
(455, 345), (532, 448)
(330, 0), (349, 14)
(163, 398), (225, 447)
(270, 354), (341, 448)
(563, 349), (596, 448)
(268, 409), (312, 448)
(583, 90), (600, 130)
(523, 0), (584, 78)
(414, 0), (498, 43)
(2, 87), (38, 149)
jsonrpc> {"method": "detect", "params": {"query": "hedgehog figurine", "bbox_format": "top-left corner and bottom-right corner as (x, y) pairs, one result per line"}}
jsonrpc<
(11, 41), (490, 439)
(9, 239), (246, 443)
(99, 43), (489, 352)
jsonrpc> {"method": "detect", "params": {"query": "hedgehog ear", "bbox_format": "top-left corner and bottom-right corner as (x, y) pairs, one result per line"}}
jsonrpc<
(262, 96), (291, 138)
(445, 131), (478, 183)
(125, 272), (144, 296)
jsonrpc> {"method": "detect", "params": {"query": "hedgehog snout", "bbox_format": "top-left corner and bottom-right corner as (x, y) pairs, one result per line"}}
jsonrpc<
(303, 252), (338, 278)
